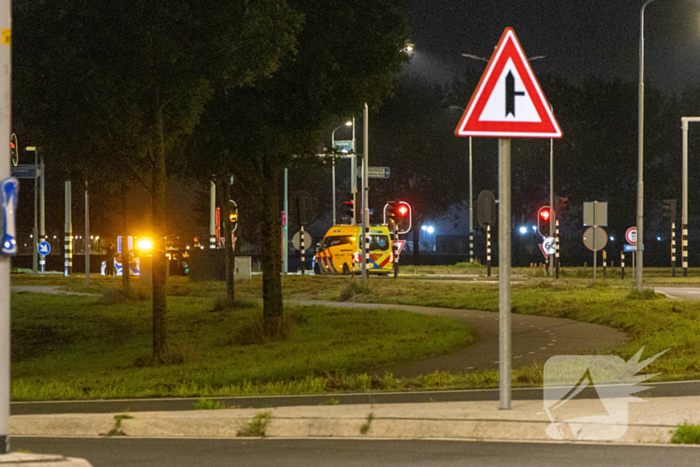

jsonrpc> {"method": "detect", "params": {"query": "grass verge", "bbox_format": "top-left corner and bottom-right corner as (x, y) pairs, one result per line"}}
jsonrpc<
(10, 292), (473, 400)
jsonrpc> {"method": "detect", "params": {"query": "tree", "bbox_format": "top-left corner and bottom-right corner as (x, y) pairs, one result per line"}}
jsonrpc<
(188, 0), (411, 330)
(15, 0), (301, 359)
(369, 77), (467, 262)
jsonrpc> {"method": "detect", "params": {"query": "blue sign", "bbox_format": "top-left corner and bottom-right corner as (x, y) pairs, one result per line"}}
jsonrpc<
(624, 244), (644, 252)
(11, 164), (38, 179)
(333, 140), (352, 153)
(37, 241), (51, 256)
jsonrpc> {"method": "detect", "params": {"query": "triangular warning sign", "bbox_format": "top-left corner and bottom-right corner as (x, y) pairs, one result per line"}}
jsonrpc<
(455, 28), (562, 139)
(539, 244), (549, 259)
(395, 240), (406, 256)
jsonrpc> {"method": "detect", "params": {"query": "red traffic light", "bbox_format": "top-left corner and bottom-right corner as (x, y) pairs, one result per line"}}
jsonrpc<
(539, 208), (550, 221)
(398, 205), (408, 216)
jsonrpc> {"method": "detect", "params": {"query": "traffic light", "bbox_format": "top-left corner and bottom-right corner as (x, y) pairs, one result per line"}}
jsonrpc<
(9, 133), (17, 167)
(554, 196), (569, 219)
(343, 194), (354, 223)
(537, 206), (552, 237)
(396, 201), (412, 234)
(228, 200), (239, 232)
(385, 201), (397, 225)
(663, 199), (677, 221)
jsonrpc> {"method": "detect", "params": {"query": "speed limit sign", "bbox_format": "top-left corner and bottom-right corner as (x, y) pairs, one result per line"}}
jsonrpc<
(625, 227), (637, 245)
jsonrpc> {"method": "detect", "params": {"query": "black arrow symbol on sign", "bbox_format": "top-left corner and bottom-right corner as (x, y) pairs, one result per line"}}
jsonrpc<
(505, 71), (524, 117)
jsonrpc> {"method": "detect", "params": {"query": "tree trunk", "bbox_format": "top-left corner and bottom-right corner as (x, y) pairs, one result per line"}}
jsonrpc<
(152, 106), (168, 360)
(217, 180), (235, 304)
(412, 223), (421, 266)
(260, 154), (283, 333)
(121, 180), (130, 292)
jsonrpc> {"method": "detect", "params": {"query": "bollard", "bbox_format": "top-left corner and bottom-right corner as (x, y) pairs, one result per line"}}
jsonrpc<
(487, 225), (491, 277)
(621, 251), (625, 280)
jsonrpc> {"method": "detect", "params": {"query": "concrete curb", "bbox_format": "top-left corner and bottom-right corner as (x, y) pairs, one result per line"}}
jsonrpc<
(10, 397), (692, 445)
(0, 453), (92, 466)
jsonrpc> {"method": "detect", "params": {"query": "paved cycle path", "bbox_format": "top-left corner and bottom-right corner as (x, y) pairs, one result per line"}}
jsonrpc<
(288, 300), (627, 377)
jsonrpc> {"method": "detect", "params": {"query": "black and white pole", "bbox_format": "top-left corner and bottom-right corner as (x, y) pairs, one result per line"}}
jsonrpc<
(487, 225), (492, 277)
(555, 220), (560, 279)
(621, 251), (625, 280)
(361, 103), (369, 285)
(0, 0), (10, 449)
(300, 225), (305, 276)
(210, 180), (216, 250)
(39, 157), (45, 273)
(683, 223), (688, 277)
(392, 223), (399, 279)
(469, 137), (474, 264)
(671, 221), (676, 278)
(85, 180), (90, 285)
(64, 181), (72, 277)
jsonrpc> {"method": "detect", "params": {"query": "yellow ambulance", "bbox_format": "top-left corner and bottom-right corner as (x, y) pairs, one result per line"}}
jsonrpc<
(313, 225), (394, 275)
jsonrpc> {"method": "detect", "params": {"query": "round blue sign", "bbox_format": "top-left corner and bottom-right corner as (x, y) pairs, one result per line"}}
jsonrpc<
(37, 241), (51, 256)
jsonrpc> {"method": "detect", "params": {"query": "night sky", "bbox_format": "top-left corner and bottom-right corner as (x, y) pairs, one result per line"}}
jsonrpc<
(409, 0), (700, 94)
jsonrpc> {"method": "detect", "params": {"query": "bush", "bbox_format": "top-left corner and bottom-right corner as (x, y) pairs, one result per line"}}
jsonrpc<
(671, 423), (700, 444)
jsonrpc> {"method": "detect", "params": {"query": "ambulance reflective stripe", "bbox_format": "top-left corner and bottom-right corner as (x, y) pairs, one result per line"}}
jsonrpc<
(377, 255), (392, 269)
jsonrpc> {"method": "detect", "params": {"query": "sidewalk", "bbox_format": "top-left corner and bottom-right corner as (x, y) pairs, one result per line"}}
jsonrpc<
(11, 396), (699, 445)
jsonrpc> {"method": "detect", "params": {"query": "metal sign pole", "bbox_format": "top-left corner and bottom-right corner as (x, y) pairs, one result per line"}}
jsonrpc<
(284, 168), (288, 273)
(593, 201), (597, 282)
(32, 150), (38, 275)
(498, 138), (512, 410)
(0, 0), (11, 449)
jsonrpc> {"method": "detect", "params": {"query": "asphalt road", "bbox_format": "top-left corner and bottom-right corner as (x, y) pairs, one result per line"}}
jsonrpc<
(655, 287), (700, 300)
(11, 438), (700, 467)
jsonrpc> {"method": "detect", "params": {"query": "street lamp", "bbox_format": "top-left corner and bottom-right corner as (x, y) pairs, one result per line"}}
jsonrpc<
(637, 0), (656, 292)
(331, 120), (353, 226)
(449, 105), (474, 263)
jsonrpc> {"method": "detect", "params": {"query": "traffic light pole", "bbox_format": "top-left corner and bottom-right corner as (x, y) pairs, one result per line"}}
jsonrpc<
(210, 180), (216, 250)
(498, 138), (512, 410)
(549, 137), (554, 277)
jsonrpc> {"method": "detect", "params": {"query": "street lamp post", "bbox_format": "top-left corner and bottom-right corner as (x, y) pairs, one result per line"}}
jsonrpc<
(331, 120), (352, 226)
(449, 106), (474, 263)
(637, 0), (655, 292)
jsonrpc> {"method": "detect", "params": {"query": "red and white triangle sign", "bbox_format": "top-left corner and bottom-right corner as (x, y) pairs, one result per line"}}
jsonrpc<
(455, 28), (562, 139)
(395, 240), (406, 256)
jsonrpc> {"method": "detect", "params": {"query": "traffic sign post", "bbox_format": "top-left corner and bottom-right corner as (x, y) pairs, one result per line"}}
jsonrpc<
(583, 201), (608, 281)
(454, 28), (562, 410)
